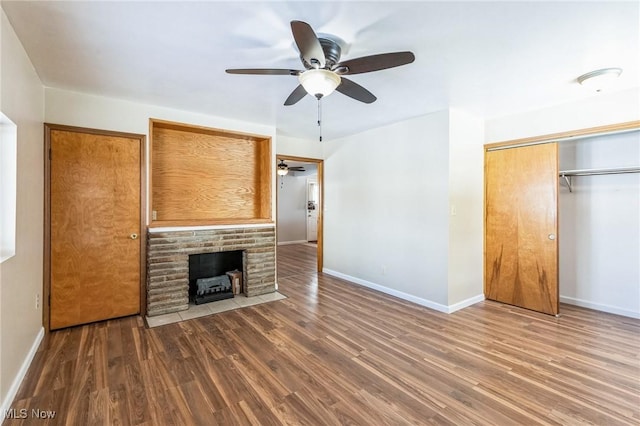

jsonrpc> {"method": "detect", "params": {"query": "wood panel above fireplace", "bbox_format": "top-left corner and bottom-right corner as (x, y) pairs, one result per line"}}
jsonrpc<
(149, 119), (272, 227)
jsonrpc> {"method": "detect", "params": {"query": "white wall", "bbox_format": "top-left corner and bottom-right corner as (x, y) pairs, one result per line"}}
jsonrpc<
(0, 9), (45, 415)
(486, 88), (640, 318)
(276, 133), (323, 160)
(46, 88), (277, 139)
(559, 132), (640, 318)
(322, 110), (485, 312)
(448, 109), (485, 306)
(323, 111), (452, 307)
(485, 88), (640, 142)
(277, 173), (308, 244)
(45, 88), (278, 223)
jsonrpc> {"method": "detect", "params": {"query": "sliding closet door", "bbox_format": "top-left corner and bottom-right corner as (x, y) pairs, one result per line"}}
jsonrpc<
(485, 143), (559, 315)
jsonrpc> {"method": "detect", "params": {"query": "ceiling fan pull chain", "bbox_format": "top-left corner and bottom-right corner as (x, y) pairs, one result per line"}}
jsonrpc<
(318, 97), (322, 142)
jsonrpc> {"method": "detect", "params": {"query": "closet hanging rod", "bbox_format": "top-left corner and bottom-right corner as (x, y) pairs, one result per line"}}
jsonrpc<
(559, 166), (640, 177)
(559, 166), (639, 193)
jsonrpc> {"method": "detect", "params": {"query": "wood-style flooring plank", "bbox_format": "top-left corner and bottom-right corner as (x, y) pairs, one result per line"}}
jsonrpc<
(4, 243), (640, 425)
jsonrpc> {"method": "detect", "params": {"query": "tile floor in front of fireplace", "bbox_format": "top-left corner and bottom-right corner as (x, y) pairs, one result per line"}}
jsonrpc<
(145, 291), (287, 328)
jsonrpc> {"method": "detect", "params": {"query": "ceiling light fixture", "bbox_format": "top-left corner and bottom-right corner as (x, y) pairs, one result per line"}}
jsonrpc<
(298, 69), (341, 99)
(277, 160), (289, 189)
(297, 69), (342, 142)
(277, 160), (289, 176)
(577, 68), (622, 92)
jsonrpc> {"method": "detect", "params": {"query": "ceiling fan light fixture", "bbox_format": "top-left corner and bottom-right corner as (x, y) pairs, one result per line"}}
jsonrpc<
(277, 160), (289, 176)
(577, 68), (622, 92)
(298, 69), (341, 98)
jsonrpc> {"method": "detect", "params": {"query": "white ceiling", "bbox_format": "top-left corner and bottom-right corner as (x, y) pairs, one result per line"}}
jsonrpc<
(2, 1), (639, 140)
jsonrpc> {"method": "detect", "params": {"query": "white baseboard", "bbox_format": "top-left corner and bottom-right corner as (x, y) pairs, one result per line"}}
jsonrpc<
(448, 293), (486, 313)
(277, 240), (307, 246)
(322, 269), (483, 314)
(560, 296), (640, 319)
(1, 326), (44, 421)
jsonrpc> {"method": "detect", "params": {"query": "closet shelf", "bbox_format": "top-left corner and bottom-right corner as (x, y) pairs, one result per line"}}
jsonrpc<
(559, 166), (640, 192)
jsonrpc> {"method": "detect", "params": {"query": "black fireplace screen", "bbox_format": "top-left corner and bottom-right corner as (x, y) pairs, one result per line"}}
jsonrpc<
(188, 251), (242, 304)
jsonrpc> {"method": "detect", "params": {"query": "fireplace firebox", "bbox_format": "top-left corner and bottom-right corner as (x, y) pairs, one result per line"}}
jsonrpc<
(188, 251), (243, 305)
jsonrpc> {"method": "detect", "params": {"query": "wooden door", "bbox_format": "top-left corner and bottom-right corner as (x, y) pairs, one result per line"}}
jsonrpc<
(484, 143), (559, 315)
(47, 126), (144, 329)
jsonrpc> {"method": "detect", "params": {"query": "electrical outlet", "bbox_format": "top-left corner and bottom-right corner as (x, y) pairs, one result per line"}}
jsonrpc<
(382, 265), (387, 275)
(36, 293), (40, 310)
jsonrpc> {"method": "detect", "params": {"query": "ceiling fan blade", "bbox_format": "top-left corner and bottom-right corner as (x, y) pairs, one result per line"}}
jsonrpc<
(284, 84), (308, 106)
(290, 20), (326, 69)
(226, 68), (299, 76)
(336, 78), (377, 104)
(336, 51), (415, 75)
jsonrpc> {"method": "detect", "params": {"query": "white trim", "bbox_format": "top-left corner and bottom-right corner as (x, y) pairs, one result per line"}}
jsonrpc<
(322, 269), (483, 314)
(560, 296), (640, 319)
(149, 223), (275, 233)
(448, 293), (486, 313)
(1, 327), (44, 421)
(277, 240), (307, 246)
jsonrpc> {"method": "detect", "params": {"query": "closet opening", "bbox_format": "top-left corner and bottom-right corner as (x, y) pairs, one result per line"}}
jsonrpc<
(484, 121), (639, 318)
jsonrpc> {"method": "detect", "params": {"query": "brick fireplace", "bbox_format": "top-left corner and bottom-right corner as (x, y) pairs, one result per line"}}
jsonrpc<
(146, 224), (276, 316)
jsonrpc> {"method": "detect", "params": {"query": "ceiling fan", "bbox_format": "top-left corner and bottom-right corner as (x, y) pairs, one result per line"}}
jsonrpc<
(226, 20), (415, 105)
(277, 159), (305, 176)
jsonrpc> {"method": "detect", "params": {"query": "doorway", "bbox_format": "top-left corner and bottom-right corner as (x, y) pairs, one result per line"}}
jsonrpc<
(44, 124), (146, 330)
(484, 143), (559, 315)
(275, 155), (323, 272)
(483, 120), (640, 317)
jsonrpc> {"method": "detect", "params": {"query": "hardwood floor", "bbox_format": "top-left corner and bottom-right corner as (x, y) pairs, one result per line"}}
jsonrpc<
(6, 244), (640, 425)
(275, 244), (318, 279)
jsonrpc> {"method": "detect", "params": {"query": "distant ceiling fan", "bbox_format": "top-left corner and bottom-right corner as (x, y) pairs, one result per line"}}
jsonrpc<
(226, 20), (415, 105)
(277, 159), (305, 176)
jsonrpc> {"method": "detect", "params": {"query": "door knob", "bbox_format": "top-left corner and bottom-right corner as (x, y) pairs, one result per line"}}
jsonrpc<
(130, 233), (138, 240)
(548, 233), (556, 240)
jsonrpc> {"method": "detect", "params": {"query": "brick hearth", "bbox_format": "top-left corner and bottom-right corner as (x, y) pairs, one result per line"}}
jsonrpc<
(146, 225), (276, 316)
